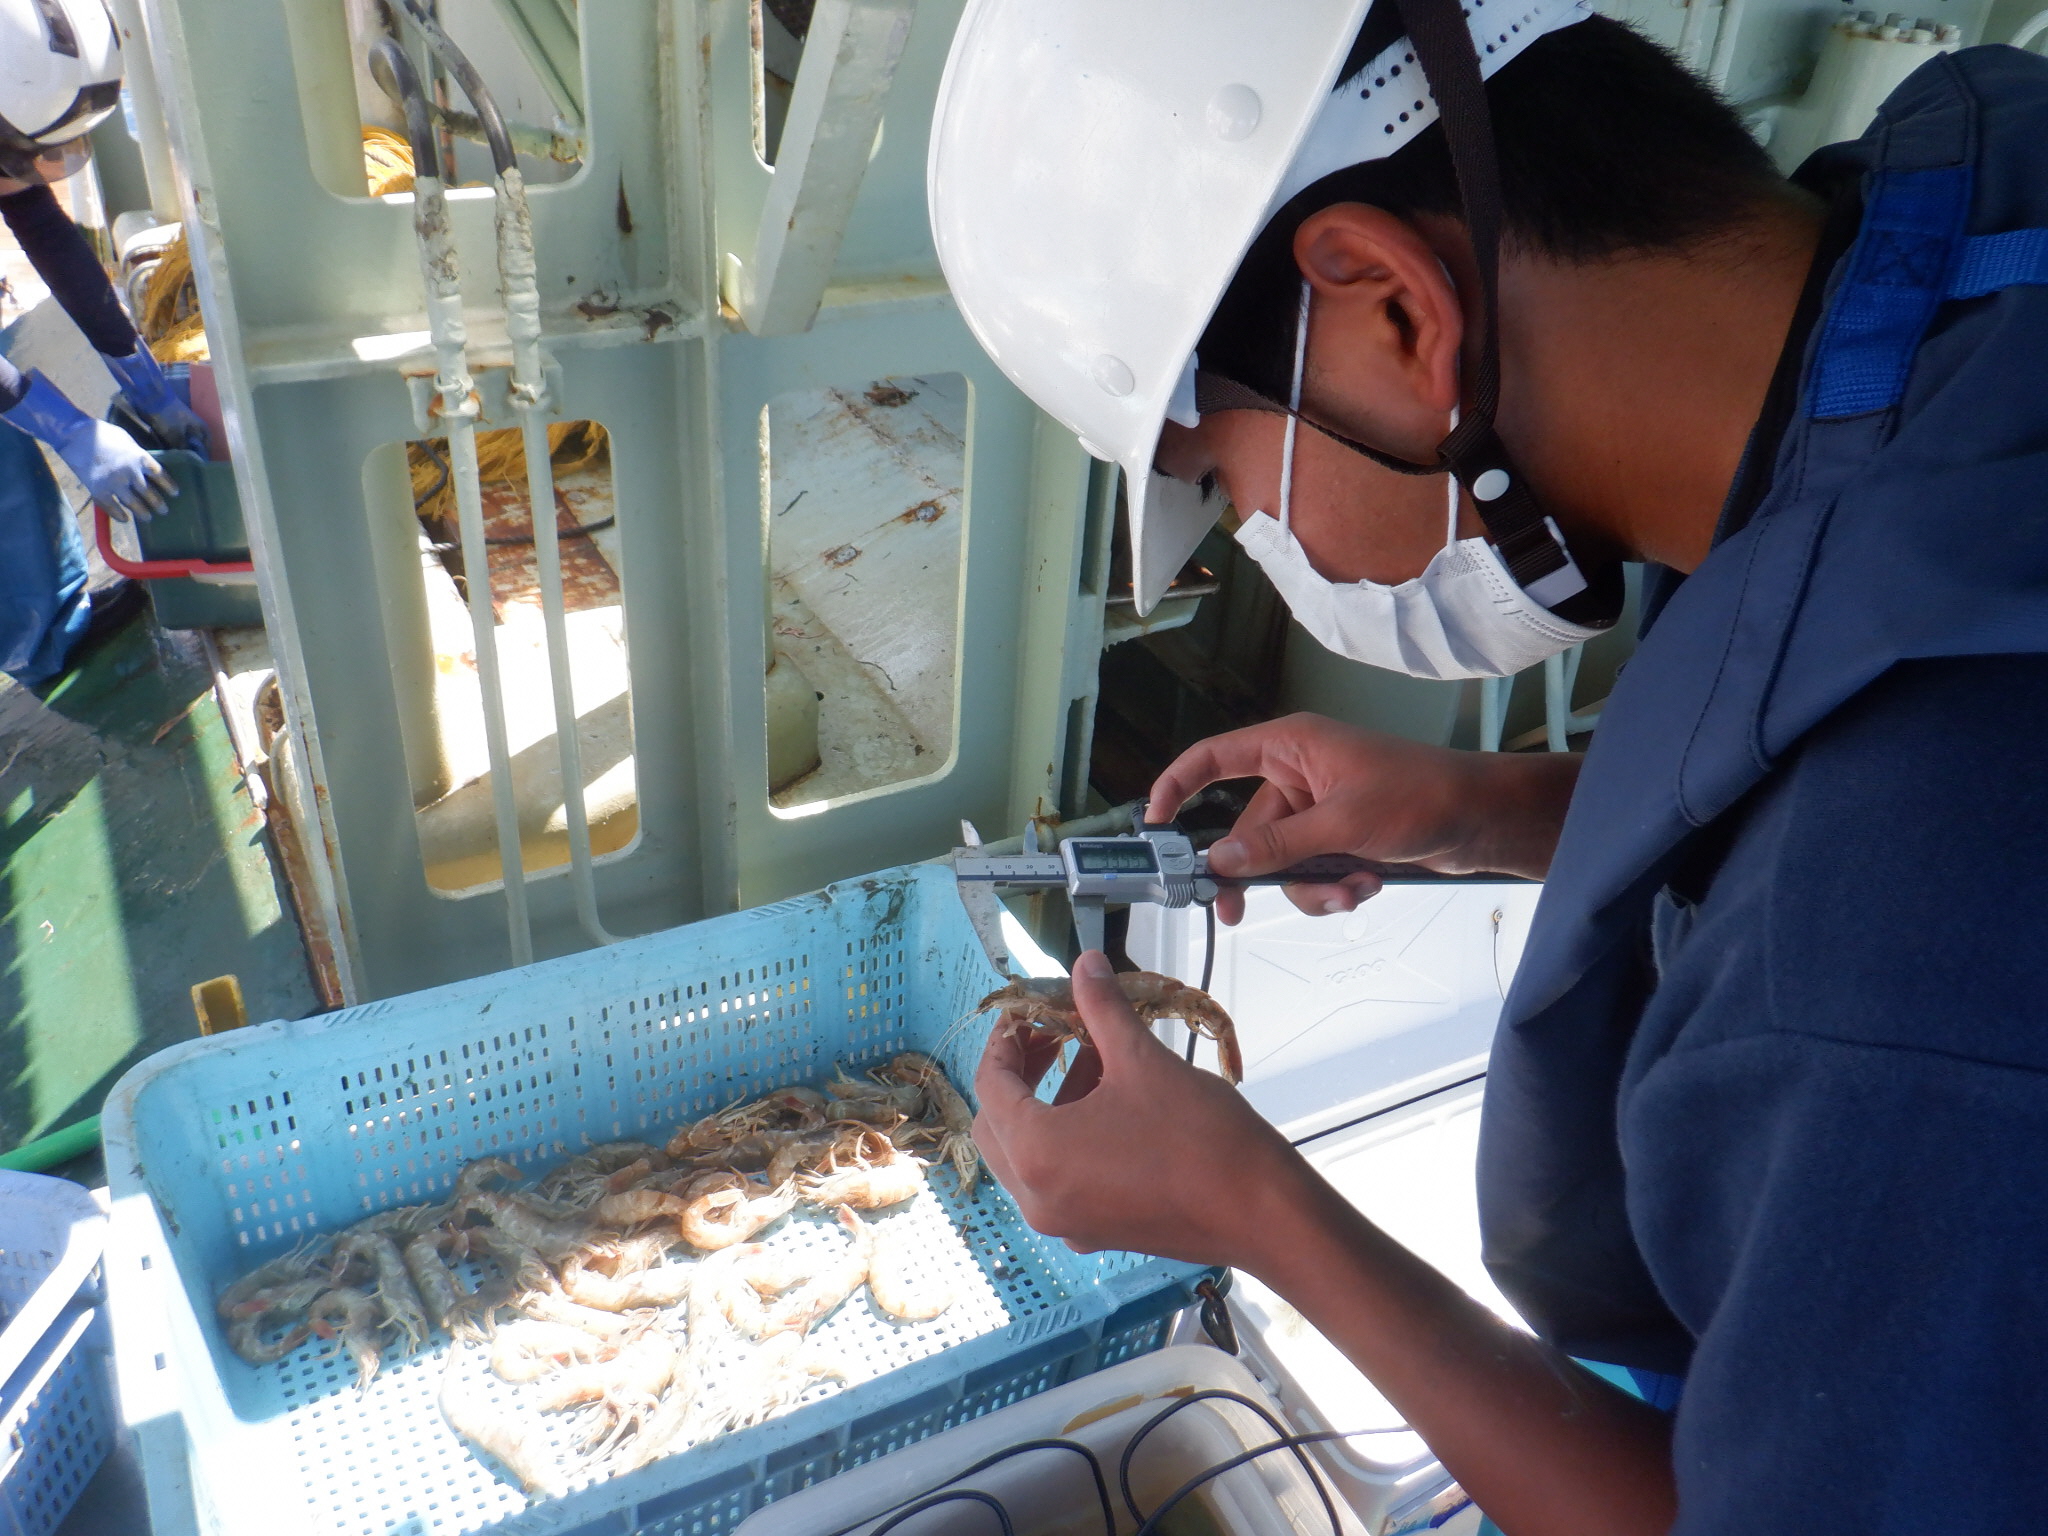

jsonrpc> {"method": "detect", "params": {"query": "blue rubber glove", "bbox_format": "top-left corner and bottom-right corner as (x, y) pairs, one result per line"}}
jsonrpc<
(101, 345), (209, 455)
(0, 369), (176, 522)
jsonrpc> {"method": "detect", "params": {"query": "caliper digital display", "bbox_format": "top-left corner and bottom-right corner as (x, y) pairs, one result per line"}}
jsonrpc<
(1067, 840), (1160, 875)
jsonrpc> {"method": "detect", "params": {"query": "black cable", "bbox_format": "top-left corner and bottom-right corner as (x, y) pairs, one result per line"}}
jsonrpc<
(1117, 1388), (1340, 1536)
(367, 38), (439, 182)
(413, 440), (450, 510)
(1133, 1430), (1381, 1536)
(945, 1440), (1115, 1536)
(414, 449), (616, 547)
(1288, 1071), (1488, 1151)
(394, 0), (517, 175)
(1188, 903), (1217, 1063)
(866, 1489), (1014, 1536)
(427, 514), (616, 552)
(818, 1438), (1114, 1536)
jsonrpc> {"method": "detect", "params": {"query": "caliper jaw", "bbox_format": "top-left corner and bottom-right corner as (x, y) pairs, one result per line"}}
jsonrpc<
(952, 819), (1017, 979)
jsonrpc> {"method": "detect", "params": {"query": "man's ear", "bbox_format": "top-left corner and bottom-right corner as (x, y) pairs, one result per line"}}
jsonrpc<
(1293, 204), (1463, 439)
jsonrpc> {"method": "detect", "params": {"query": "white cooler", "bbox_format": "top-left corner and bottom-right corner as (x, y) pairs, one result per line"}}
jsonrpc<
(1135, 882), (1542, 1535)
(732, 1345), (1372, 1536)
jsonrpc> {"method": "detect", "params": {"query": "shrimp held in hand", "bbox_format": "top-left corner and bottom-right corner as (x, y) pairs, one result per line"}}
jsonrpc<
(978, 971), (1244, 1085)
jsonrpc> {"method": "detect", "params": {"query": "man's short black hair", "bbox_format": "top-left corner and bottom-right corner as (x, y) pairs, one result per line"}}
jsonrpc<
(1200, 14), (1787, 402)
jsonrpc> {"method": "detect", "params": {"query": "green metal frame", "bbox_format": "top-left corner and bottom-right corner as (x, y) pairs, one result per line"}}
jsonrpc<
(134, 0), (1105, 1000)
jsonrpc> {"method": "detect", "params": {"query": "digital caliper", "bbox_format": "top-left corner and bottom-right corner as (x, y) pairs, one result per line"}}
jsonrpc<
(950, 807), (1449, 973)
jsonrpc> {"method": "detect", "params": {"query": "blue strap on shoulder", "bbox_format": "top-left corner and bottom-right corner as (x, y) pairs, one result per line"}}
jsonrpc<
(1807, 165), (1973, 420)
(1949, 226), (2048, 298)
(1809, 163), (2048, 421)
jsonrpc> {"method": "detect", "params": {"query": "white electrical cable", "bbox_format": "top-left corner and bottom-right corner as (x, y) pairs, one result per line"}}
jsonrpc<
(495, 161), (622, 948)
(412, 167), (535, 967)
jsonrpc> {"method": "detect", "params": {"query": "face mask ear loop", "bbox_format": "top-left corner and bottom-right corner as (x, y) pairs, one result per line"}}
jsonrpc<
(1277, 280), (1312, 535)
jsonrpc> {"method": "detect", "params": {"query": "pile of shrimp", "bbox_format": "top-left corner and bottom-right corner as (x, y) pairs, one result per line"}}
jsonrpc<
(212, 1051), (981, 1499)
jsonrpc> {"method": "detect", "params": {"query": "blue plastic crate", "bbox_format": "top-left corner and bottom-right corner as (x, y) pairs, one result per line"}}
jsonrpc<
(0, 1172), (112, 1536)
(102, 864), (1207, 1536)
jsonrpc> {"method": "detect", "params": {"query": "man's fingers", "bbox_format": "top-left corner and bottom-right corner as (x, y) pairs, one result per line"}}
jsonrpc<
(1208, 796), (1362, 878)
(1146, 722), (1311, 824)
(1284, 870), (1385, 916)
(1068, 950), (1161, 1071)
(975, 1020), (1058, 1116)
(973, 1106), (1021, 1193)
(1051, 1043), (1103, 1105)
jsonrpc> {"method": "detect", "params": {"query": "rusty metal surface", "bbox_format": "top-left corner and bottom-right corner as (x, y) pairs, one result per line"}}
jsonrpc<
(767, 372), (967, 809)
(477, 464), (620, 620)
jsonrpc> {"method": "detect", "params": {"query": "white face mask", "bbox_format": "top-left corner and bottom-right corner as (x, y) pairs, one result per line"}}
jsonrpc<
(1231, 287), (1603, 682)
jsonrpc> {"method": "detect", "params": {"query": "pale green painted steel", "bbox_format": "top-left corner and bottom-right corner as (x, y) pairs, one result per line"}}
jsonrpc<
(132, 0), (1104, 1001)
(489, 0), (583, 124)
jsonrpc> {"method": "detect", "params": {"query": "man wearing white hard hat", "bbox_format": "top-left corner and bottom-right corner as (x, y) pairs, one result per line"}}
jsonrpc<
(0, 0), (206, 686)
(937, 0), (2048, 1529)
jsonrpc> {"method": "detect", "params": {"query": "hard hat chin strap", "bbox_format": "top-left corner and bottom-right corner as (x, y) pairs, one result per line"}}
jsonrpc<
(1391, 0), (1598, 605)
(1199, 0), (1605, 613)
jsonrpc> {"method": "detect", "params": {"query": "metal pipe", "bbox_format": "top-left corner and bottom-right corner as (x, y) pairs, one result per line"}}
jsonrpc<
(1707, 0), (1749, 89)
(1543, 645), (1584, 754)
(101, 0), (181, 219)
(396, 0), (517, 173)
(1676, 0), (1716, 72)
(421, 100), (582, 166)
(375, 39), (533, 966)
(1479, 675), (1510, 753)
(393, 14), (620, 948)
(502, 163), (619, 946)
(971, 802), (1141, 858)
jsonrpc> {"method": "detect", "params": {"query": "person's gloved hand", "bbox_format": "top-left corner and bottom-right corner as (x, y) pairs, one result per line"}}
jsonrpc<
(1, 369), (176, 521)
(101, 344), (209, 454)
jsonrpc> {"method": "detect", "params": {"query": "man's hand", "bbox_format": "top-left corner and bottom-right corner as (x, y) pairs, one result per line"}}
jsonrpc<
(974, 950), (1309, 1267)
(1148, 713), (1581, 923)
(972, 948), (1678, 1536)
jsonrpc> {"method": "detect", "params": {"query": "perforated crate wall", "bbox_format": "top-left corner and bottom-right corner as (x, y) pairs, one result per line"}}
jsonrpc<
(106, 865), (1208, 1536)
(0, 1173), (111, 1536)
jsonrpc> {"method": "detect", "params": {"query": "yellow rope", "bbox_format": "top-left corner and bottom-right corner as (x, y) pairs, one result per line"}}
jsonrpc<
(142, 128), (418, 364)
(409, 419), (611, 524)
(361, 126), (416, 197)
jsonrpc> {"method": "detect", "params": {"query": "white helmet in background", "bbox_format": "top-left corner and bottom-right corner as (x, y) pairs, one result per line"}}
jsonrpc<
(928, 0), (1586, 614)
(0, 0), (121, 183)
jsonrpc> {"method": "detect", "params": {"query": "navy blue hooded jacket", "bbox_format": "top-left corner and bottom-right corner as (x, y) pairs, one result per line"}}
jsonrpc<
(1477, 46), (2048, 1531)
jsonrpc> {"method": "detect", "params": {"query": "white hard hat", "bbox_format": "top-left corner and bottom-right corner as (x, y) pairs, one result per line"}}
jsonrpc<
(930, 0), (1587, 614)
(0, 0), (121, 181)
